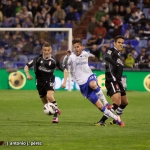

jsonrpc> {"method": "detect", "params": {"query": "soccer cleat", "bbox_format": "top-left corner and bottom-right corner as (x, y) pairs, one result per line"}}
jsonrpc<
(119, 121), (125, 127)
(52, 117), (58, 123)
(110, 119), (118, 125)
(57, 109), (61, 115)
(116, 115), (125, 127)
(105, 103), (113, 110)
(94, 121), (106, 126)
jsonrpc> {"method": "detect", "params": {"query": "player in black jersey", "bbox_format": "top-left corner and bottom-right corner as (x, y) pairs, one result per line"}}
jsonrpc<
(24, 42), (64, 123)
(97, 35), (128, 126)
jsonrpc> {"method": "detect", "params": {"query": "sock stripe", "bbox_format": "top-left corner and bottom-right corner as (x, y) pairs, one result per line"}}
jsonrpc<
(52, 101), (58, 109)
(116, 107), (124, 116)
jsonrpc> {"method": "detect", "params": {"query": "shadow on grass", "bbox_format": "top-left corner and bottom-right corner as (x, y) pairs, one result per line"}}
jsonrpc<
(0, 119), (94, 127)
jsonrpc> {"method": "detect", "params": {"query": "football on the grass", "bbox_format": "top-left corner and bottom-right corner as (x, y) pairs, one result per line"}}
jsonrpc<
(43, 103), (56, 115)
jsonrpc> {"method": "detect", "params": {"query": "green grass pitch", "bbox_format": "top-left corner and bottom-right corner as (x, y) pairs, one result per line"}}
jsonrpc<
(0, 90), (150, 150)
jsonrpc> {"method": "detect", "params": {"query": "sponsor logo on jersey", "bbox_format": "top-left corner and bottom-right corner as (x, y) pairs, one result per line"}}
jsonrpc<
(117, 58), (124, 66)
(76, 61), (87, 66)
(107, 50), (112, 55)
(116, 84), (119, 89)
(38, 66), (52, 72)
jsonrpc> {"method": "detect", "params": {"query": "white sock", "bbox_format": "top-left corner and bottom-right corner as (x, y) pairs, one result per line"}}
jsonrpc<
(103, 108), (117, 121)
(95, 88), (108, 105)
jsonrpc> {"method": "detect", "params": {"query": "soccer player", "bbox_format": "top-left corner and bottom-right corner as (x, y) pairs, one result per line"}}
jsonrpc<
(97, 35), (128, 126)
(62, 39), (124, 126)
(24, 42), (63, 123)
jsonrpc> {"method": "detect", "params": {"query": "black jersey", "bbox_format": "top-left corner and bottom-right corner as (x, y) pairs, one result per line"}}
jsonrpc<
(26, 54), (63, 82)
(105, 47), (124, 82)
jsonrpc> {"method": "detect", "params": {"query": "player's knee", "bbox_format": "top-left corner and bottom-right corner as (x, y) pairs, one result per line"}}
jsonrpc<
(88, 92), (99, 105)
(89, 81), (98, 90)
(122, 100), (129, 106)
(121, 97), (129, 105)
(111, 93), (121, 105)
(124, 100), (129, 105)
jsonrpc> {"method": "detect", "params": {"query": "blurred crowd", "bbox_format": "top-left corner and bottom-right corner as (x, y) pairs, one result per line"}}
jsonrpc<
(83, 0), (150, 69)
(0, 0), (150, 70)
(0, 0), (93, 69)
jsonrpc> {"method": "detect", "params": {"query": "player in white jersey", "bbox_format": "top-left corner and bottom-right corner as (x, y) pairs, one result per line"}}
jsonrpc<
(62, 39), (124, 126)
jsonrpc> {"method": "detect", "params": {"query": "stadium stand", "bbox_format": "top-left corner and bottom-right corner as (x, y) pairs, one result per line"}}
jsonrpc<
(0, 0), (149, 70)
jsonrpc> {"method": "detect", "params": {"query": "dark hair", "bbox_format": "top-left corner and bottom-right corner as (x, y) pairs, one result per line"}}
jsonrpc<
(114, 35), (124, 42)
(72, 38), (81, 45)
(42, 42), (51, 47)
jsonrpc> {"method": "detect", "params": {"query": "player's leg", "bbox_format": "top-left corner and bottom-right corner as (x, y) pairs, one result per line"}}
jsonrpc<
(46, 80), (60, 113)
(88, 93), (124, 126)
(116, 95), (129, 117)
(36, 82), (48, 104)
(116, 82), (128, 116)
(40, 96), (48, 104)
(47, 90), (60, 113)
(98, 82), (122, 125)
(79, 79), (124, 126)
(89, 79), (110, 107)
(46, 90), (60, 123)
(112, 82), (128, 124)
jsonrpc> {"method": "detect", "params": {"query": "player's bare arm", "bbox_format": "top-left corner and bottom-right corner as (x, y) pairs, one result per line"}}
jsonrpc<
(24, 65), (33, 80)
(62, 50), (72, 88)
(62, 69), (68, 88)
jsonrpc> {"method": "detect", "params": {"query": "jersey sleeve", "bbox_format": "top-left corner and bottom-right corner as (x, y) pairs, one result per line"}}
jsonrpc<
(62, 54), (72, 70)
(62, 55), (69, 68)
(26, 58), (36, 68)
(26, 55), (41, 73)
(105, 49), (118, 66)
(26, 55), (42, 68)
(54, 56), (65, 71)
(87, 52), (95, 57)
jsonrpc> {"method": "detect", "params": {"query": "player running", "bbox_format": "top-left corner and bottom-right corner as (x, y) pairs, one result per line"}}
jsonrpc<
(97, 35), (128, 126)
(24, 42), (63, 123)
(62, 39), (124, 126)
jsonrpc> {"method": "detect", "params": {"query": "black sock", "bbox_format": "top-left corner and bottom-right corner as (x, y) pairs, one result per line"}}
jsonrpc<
(52, 101), (58, 118)
(99, 103), (119, 123)
(112, 103), (119, 111)
(116, 105), (127, 116)
(99, 115), (108, 123)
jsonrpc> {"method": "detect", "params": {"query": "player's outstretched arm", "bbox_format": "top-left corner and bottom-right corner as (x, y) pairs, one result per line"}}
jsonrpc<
(24, 65), (33, 80)
(87, 52), (95, 58)
(62, 68), (68, 88)
(105, 50), (118, 67)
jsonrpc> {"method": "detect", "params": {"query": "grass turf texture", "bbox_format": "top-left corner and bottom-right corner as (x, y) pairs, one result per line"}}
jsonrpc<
(0, 90), (150, 150)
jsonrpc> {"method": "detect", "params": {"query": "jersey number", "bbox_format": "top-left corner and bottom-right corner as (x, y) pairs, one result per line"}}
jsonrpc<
(50, 82), (54, 87)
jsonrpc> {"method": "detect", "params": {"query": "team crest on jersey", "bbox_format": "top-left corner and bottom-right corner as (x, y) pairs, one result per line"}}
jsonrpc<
(40, 60), (43, 63)
(49, 61), (51, 65)
(116, 84), (119, 89)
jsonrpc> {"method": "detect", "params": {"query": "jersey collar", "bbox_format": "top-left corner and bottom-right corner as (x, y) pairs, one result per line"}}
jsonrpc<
(42, 54), (51, 60)
(114, 47), (121, 55)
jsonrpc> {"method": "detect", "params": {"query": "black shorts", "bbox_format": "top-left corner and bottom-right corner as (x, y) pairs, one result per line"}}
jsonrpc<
(105, 81), (126, 97)
(36, 81), (55, 98)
